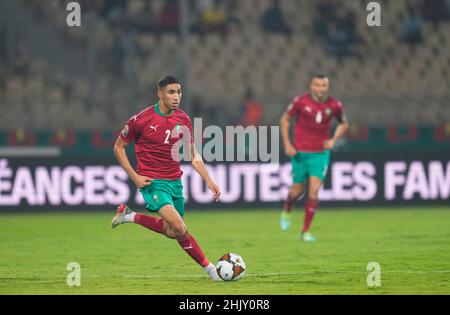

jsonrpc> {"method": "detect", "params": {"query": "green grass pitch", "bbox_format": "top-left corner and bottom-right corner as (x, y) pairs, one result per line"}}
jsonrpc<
(1, 207), (449, 294)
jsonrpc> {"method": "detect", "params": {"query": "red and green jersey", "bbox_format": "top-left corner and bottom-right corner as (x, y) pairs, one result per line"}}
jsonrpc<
(287, 92), (344, 152)
(119, 103), (193, 180)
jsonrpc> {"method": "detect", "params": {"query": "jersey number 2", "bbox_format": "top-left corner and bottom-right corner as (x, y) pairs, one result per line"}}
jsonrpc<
(164, 130), (171, 144)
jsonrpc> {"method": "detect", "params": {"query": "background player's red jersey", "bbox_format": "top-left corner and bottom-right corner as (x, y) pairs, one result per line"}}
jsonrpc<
(287, 92), (344, 152)
(120, 103), (193, 180)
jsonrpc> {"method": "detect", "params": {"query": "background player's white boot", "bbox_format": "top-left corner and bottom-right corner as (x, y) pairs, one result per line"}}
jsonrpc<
(301, 231), (317, 242)
(280, 211), (292, 231)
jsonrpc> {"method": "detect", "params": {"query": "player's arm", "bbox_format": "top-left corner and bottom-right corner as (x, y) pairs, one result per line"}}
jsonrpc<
(324, 114), (349, 150)
(190, 143), (221, 202)
(113, 137), (152, 188)
(280, 109), (297, 157)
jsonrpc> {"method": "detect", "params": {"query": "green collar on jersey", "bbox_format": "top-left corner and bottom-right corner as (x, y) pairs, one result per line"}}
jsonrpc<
(311, 92), (328, 104)
(154, 102), (173, 117)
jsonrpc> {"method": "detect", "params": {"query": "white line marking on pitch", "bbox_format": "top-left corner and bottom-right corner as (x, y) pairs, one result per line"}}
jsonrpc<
(2, 270), (449, 282)
(117, 270), (450, 279)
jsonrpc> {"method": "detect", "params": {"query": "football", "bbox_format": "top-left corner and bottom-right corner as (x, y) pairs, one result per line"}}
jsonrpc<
(215, 253), (246, 281)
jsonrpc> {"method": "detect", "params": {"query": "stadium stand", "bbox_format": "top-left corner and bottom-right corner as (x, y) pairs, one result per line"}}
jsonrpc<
(0, 0), (449, 130)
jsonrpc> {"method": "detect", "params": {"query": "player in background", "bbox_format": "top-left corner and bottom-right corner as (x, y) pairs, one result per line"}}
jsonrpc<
(111, 75), (222, 281)
(280, 75), (349, 241)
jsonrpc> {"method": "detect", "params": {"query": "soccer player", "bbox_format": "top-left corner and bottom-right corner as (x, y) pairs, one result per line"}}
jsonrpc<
(111, 75), (222, 281)
(280, 75), (349, 241)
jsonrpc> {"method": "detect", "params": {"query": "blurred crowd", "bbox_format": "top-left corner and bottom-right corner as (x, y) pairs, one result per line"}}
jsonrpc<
(1, 0), (450, 130)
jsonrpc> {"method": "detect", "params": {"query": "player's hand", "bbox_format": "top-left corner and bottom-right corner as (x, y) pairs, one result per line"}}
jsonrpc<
(133, 175), (153, 189)
(207, 181), (221, 202)
(323, 139), (336, 150)
(284, 144), (297, 157)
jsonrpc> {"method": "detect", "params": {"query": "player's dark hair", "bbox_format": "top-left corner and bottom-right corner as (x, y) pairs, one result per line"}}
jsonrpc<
(313, 74), (328, 80)
(158, 75), (180, 89)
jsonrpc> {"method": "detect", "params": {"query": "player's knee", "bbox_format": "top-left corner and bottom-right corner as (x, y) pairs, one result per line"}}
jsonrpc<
(294, 188), (304, 199)
(166, 233), (176, 240)
(308, 189), (319, 200)
(171, 221), (187, 236)
(296, 192), (306, 201)
(291, 186), (304, 199)
(164, 227), (176, 239)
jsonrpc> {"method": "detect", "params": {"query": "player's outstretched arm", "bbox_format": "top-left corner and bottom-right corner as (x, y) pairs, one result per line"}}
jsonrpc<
(113, 137), (152, 188)
(190, 143), (221, 202)
(280, 112), (297, 157)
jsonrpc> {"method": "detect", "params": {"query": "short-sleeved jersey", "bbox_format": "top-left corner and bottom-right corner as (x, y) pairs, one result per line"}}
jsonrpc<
(287, 92), (344, 152)
(119, 103), (193, 180)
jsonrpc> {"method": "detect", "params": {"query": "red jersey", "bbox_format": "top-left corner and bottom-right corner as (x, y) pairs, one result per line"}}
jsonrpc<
(119, 103), (193, 180)
(287, 92), (344, 152)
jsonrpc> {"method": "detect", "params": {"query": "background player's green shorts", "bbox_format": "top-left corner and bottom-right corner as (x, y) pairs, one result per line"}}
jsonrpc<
(291, 150), (330, 183)
(139, 179), (185, 217)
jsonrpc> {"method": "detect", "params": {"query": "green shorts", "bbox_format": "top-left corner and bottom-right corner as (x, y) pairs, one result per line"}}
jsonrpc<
(291, 150), (330, 184)
(139, 179), (185, 217)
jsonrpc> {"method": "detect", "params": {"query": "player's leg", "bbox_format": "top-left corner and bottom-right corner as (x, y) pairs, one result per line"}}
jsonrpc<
(111, 203), (166, 233)
(158, 204), (221, 281)
(285, 183), (306, 213)
(281, 152), (307, 230)
(301, 151), (330, 241)
(111, 183), (168, 233)
(112, 182), (188, 239)
(130, 180), (181, 235)
(300, 176), (321, 241)
(281, 183), (306, 231)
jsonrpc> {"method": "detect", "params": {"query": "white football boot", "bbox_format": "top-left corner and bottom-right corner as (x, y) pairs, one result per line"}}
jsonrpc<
(111, 204), (133, 228)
